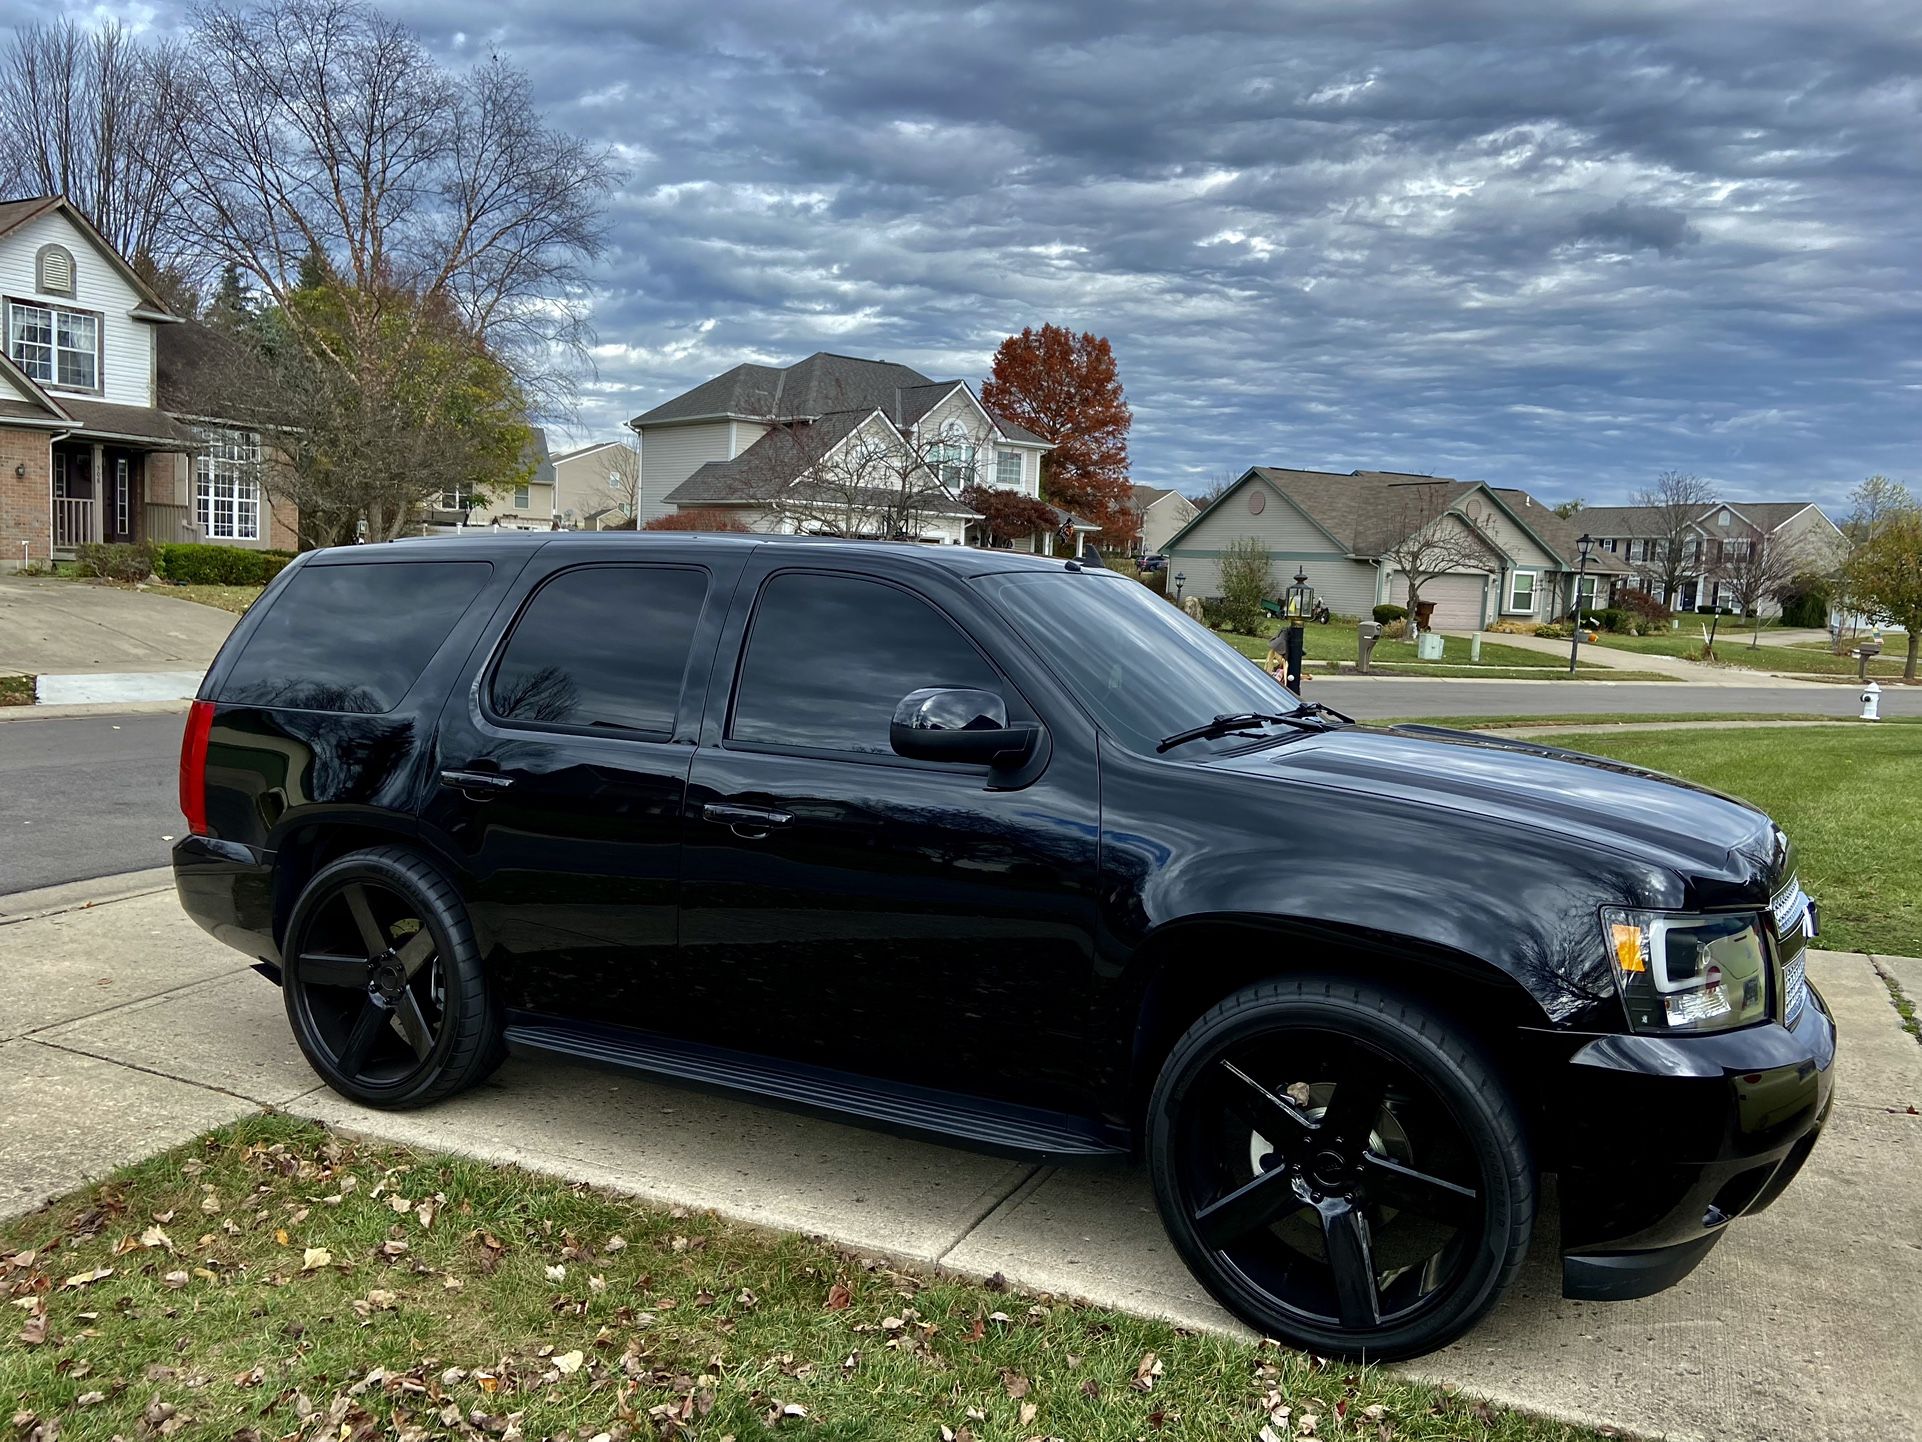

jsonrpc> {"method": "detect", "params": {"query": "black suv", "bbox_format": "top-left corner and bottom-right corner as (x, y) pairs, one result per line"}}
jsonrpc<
(175, 534), (1834, 1359)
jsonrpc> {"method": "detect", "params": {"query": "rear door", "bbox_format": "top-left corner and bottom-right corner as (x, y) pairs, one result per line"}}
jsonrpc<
(421, 545), (745, 1028)
(678, 556), (1105, 1114)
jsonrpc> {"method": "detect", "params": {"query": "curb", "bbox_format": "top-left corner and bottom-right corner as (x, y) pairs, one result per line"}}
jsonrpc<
(0, 866), (175, 924)
(0, 699), (192, 724)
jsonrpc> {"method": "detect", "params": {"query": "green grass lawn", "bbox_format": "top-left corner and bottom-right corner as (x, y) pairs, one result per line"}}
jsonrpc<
(151, 581), (266, 615)
(1218, 630), (1601, 669)
(0, 673), (32, 706)
(1587, 629), (1911, 678)
(0, 1118), (1608, 1442)
(1525, 726), (1922, 958)
(1383, 712), (1922, 731)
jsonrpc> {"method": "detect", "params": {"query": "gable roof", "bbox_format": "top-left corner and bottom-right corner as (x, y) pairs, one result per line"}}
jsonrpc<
(551, 439), (631, 465)
(1131, 484), (1192, 511)
(0, 194), (181, 321)
(631, 351), (1051, 446)
(1578, 499), (1834, 538)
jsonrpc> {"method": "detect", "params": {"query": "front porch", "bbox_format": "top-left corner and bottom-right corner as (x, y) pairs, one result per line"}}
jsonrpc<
(49, 440), (193, 559)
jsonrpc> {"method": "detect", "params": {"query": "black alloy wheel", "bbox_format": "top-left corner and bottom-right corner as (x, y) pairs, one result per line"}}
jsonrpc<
(282, 848), (502, 1109)
(1148, 978), (1532, 1360)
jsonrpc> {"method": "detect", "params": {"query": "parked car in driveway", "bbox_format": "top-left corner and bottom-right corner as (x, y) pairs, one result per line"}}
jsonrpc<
(174, 533), (1834, 1359)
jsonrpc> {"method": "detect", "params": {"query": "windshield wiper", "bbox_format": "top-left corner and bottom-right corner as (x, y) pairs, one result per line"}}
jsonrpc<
(1288, 699), (1354, 726)
(1154, 712), (1324, 753)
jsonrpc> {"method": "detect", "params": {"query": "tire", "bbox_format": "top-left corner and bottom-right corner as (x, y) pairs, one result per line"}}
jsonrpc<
(1146, 976), (1533, 1360)
(280, 846), (503, 1109)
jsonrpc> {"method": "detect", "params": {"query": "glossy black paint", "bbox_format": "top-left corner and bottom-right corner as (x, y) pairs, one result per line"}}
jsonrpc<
(174, 531), (1833, 1298)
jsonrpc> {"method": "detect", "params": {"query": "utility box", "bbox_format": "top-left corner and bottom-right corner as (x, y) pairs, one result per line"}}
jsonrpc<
(1416, 631), (1445, 661)
(1356, 621), (1381, 673)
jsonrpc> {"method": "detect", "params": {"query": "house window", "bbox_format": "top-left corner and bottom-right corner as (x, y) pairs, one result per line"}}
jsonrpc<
(196, 428), (262, 540)
(442, 485), (474, 510)
(514, 484), (530, 509)
(1726, 536), (1752, 560)
(1576, 573), (1600, 609)
(995, 450), (1021, 489)
(35, 244), (75, 297)
(926, 424), (976, 487)
(8, 300), (98, 390)
(1507, 571), (1537, 612)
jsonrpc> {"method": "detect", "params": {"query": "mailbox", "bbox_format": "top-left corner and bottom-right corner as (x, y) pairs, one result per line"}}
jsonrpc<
(1356, 620), (1382, 674)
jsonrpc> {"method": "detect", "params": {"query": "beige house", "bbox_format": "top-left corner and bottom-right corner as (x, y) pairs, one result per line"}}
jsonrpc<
(1130, 484), (1198, 556)
(1577, 500), (1848, 614)
(1164, 467), (1628, 627)
(455, 427), (557, 531)
(551, 438), (639, 529)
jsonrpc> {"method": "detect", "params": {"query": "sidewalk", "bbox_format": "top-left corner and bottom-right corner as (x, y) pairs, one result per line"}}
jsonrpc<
(3, 876), (1918, 1442)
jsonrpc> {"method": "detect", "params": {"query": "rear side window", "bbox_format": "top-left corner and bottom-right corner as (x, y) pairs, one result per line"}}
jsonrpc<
(489, 564), (708, 736)
(221, 560), (492, 714)
(730, 572), (999, 755)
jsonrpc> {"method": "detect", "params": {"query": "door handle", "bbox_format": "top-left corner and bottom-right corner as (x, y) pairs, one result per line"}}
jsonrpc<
(702, 802), (793, 837)
(440, 768), (516, 800)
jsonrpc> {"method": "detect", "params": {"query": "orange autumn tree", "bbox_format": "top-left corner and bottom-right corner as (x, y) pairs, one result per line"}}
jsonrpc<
(981, 325), (1135, 544)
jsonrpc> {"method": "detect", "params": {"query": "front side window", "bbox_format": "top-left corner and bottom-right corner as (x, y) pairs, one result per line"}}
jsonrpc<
(196, 427), (261, 540)
(1576, 573), (1600, 608)
(731, 572), (1000, 756)
(9, 300), (97, 389)
(442, 486), (472, 510)
(926, 425), (976, 487)
(979, 569), (1293, 758)
(1508, 571), (1536, 612)
(490, 566), (708, 736)
(514, 484), (530, 508)
(995, 450), (1021, 488)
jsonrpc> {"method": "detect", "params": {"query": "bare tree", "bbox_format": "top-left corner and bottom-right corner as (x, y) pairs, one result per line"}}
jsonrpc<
(173, 0), (616, 417)
(602, 438), (642, 526)
(0, 19), (193, 267)
(745, 411), (969, 540)
(1375, 482), (1497, 635)
(1714, 522), (1813, 648)
(1630, 470), (1715, 606)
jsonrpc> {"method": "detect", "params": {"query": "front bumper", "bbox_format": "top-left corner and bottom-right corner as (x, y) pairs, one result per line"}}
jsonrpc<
(1553, 980), (1835, 1301)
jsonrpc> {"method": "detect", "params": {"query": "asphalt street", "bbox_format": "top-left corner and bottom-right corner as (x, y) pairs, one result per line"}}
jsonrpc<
(0, 677), (1912, 893)
(0, 712), (184, 894)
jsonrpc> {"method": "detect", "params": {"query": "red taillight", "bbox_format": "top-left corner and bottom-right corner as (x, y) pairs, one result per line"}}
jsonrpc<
(179, 698), (215, 836)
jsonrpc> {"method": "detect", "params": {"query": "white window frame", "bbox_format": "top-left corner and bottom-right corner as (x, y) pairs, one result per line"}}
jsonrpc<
(442, 485), (475, 510)
(114, 457), (129, 535)
(7, 298), (99, 391)
(514, 483), (530, 509)
(195, 427), (262, 541)
(1575, 572), (1601, 610)
(1506, 569), (1537, 613)
(994, 450), (1021, 489)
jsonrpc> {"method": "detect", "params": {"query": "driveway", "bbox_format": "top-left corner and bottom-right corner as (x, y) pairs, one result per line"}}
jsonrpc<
(2, 874), (1917, 1442)
(0, 575), (236, 676)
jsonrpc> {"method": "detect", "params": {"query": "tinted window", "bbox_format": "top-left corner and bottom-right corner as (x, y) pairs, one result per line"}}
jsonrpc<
(731, 572), (999, 755)
(490, 565), (708, 736)
(979, 569), (1295, 756)
(222, 560), (491, 714)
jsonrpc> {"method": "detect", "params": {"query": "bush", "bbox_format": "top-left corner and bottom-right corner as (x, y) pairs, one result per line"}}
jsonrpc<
(1378, 618), (1407, 640)
(1615, 588), (1672, 624)
(641, 509), (751, 533)
(152, 543), (295, 586)
(1777, 573), (1832, 628)
(1592, 606), (1631, 634)
(73, 541), (156, 582)
(1135, 566), (1168, 597)
(1372, 603), (1407, 624)
(1534, 622), (1572, 639)
(1215, 536), (1275, 634)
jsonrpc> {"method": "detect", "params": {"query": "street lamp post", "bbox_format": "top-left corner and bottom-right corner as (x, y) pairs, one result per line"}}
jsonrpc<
(1173, 571), (1186, 604)
(1280, 567), (1315, 692)
(1567, 532), (1594, 675)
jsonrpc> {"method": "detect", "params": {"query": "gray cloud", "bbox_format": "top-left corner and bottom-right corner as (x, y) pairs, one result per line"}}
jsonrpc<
(75, 0), (1922, 508)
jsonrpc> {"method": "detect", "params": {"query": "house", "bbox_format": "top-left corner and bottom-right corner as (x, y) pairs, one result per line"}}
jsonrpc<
(629, 351), (1065, 547)
(457, 427), (558, 531)
(550, 438), (637, 529)
(1577, 501), (1848, 614)
(153, 319), (299, 552)
(1129, 484), (1198, 557)
(1163, 467), (1630, 628)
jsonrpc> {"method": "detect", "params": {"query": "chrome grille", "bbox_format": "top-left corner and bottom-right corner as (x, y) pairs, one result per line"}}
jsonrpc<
(1771, 873), (1810, 1025)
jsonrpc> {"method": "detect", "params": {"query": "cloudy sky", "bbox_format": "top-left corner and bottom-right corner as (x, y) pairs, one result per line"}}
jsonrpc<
(97, 1), (1922, 507)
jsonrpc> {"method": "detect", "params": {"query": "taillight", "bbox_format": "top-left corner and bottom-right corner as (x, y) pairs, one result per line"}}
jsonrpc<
(179, 698), (215, 836)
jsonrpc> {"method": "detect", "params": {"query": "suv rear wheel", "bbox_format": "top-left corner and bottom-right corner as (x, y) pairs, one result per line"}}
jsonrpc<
(281, 847), (502, 1109)
(1147, 977), (1532, 1359)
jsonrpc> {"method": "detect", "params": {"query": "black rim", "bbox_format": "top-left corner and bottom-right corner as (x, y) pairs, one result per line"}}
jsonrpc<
(291, 879), (446, 1088)
(1172, 1026), (1489, 1336)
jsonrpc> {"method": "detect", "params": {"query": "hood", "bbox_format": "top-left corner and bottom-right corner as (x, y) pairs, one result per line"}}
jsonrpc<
(1208, 724), (1782, 895)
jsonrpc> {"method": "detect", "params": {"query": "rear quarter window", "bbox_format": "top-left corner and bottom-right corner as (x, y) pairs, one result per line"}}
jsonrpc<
(220, 560), (493, 713)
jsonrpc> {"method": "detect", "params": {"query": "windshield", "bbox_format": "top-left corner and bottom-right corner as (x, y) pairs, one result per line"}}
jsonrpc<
(977, 569), (1300, 757)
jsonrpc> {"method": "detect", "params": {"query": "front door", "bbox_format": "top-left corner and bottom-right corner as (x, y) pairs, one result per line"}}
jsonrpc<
(421, 550), (744, 1028)
(679, 561), (1104, 1115)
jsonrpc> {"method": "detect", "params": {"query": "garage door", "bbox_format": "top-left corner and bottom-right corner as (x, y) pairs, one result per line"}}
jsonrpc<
(1389, 572), (1489, 629)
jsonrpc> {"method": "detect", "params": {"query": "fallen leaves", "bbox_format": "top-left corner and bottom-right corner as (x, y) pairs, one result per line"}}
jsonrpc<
(299, 1247), (331, 1271)
(60, 1266), (112, 1290)
(1132, 1351), (1164, 1392)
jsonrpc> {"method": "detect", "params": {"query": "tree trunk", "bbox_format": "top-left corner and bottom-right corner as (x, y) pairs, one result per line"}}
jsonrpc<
(1907, 631), (1918, 683)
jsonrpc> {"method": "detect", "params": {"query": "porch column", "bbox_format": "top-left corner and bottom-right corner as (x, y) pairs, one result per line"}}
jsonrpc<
(91, 442), (105, 543)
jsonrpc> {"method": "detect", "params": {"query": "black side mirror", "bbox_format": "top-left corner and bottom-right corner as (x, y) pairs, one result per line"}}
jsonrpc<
(890, 687), (1040, 768)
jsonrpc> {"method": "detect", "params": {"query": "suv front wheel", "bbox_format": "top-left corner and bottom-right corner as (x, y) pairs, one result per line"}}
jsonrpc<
(1147, 977), (1533, 1359)
(281, 847), (503, 1109)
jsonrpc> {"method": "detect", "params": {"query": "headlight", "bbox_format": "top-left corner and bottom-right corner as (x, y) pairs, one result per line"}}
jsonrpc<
(1601, 908), (1772, 1033)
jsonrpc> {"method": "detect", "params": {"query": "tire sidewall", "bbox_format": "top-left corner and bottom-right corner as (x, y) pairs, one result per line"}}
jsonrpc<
(1147, 980), (1530, 1360)
(281, 849), (488, 1109)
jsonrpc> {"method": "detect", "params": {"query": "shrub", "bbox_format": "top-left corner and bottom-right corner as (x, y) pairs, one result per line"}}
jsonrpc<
(1534, 622), (1572, 639)
(641, 509), (751, 533)
(1594, 606), (1631, 634)
(1378, 618), (1407, 640)
(1215, 536), (1275, 634)
(152, 543), (294, 586)
(73, 541), (156, 582)
(1615, 588), (1672, 624)
(1487, 618), (1536, 635)
(1777, 573), (1832, 628)
(1136, 566), (1168, 597)
(1372, 604), (1407, 624)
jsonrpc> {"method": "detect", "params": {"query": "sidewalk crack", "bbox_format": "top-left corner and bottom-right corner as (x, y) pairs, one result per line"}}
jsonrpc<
(934, 1163), (1048, 1266)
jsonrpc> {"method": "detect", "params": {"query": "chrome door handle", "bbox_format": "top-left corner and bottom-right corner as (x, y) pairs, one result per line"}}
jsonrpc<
(440, 768), (516, 799)
(702, 802), (793, 837)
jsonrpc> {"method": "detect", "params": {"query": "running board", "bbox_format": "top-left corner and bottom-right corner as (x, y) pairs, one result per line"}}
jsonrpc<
(503, 1016), (1126, 1159)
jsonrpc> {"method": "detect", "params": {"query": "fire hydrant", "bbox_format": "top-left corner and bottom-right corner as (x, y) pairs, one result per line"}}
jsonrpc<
(1860, 682), (1882, 722)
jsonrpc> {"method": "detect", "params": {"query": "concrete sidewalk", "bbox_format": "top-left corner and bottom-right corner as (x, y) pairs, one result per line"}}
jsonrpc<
(3, 877), (1918, 1442)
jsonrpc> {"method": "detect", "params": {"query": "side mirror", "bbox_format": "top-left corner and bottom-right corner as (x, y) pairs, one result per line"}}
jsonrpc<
(890, 687), (1040, 768)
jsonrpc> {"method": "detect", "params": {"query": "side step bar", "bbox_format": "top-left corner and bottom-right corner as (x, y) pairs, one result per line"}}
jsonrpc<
(503, 1016), (1126, 1159)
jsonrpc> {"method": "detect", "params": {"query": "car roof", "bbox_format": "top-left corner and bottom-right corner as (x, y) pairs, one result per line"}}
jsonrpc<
(319, 531), (1093, 578)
